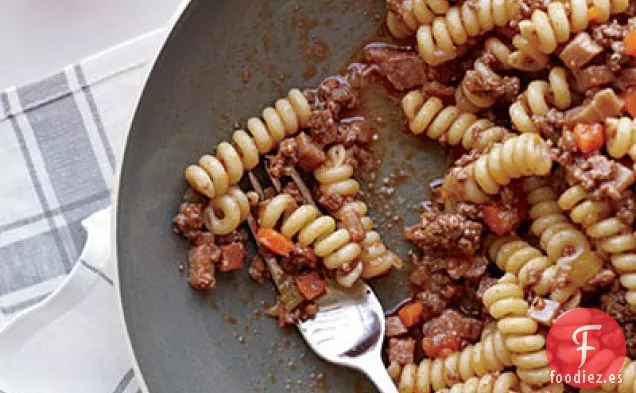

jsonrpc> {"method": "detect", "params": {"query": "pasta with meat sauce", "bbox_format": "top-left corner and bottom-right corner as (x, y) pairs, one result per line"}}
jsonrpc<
(170, 1), (636, 391)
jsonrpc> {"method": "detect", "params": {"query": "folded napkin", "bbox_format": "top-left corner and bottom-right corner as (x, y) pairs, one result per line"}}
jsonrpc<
(0, 28), (167, 393)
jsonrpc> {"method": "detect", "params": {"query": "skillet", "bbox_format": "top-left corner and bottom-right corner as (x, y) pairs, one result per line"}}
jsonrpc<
(115, 0), (446, 391)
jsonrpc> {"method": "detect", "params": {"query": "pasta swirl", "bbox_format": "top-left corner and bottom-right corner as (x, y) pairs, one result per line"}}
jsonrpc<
(259, 193), (362, 271)
(606, 117), (636, 160)
(394, 330), (513, 392)
(485, 235), (555, 297)
(437, 372), (518, 393)
(509, 67), (572, 134)
(416, 0), (521, 65)
(185, 88), (311, 200)
(558, 185), (636, 306)
(483, 275), (556, 388)
(443, 134), (552, 203)
(508, 0), (629, 70)
(580, 358), (636, 393)
(314, 145), (402, 281)
(386, 0), (451, 38)
(204, 187), (250, 235)
(401, 92), (514, 151)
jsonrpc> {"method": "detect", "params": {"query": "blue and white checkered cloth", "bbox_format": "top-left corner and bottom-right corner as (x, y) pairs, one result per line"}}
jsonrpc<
(0, 28), (166, 393)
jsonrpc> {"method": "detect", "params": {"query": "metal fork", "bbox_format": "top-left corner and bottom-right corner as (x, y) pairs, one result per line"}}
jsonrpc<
(246, 168), (398, 393)
(298, 282), (399, 393)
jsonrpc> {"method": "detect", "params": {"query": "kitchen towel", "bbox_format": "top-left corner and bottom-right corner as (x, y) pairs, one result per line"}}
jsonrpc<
(0, 28), (167, 393)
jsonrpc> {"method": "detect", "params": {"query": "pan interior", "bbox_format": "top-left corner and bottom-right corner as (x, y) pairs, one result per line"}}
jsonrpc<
(116, 0), (446, 392)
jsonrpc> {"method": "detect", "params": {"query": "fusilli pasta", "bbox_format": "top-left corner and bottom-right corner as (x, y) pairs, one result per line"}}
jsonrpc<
(185, 88), (311, 199)
(416, 0), (521, 65)
(259, 193), (362, 271)
(580, 358), (636, 393)
(483, 275), (557, 389)
(204, 186), (251, 235)
(401, 92), (514, 151)
(314, 145), (402, 281)
(437, 372), (518, 393)
(443, 134), (552, 203)
(606, 117), (636, 160)
(395, 330), (513, 392)
(386, 0), (451, 38)
(509, 67), (572, 134)
(508, 0), (629, 70)
(558, 185), (636, 306)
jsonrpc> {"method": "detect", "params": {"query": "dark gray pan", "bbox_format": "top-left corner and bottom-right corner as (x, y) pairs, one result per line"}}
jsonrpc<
(116, 0), (446, 391)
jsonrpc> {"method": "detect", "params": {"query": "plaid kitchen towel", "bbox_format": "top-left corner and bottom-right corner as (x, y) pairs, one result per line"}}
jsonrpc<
(0, 28), (167, 392)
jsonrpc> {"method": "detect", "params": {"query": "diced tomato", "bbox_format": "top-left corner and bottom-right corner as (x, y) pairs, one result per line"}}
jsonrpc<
(256, 228), (295, 257)
(482, 205), (516, 235)
(573, 123), (605, 154)
(625, 30), (636, 56)
(622, 89), (636, 118)
(294, 272), (327, 301)
(421, 332), (461, 358)
(398, 302), (424, 328)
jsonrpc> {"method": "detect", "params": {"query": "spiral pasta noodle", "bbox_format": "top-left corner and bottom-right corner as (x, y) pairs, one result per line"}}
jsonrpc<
(416, 0), (521, 65)
(455, 38), (514, 113)
(606, 117), (636, 160)
(443, 134), (552, 204)
(523, 178), (602, 301)
(185, 88), (311, 200)
(402, 92), (514, 151)
(509, 67), (572, 134)
(259, 193), (362, 271)
(314, 145), (402, 282)
(395, 329), (513, 392)
(386, 0), (451, 38)
(437, 372), (518, 393)
(558, 185), (636, 306)
(485, 235), (556, 297)
(483, 275), (558, 388)
(508, 0), (629, 71)
(202, 186), (250, 235)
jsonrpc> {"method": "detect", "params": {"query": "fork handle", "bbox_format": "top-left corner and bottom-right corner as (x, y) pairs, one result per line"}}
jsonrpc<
(362, 358), (399, 393)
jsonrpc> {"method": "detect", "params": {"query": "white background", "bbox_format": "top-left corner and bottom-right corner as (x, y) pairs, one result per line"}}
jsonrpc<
(0, 0), (184, 90)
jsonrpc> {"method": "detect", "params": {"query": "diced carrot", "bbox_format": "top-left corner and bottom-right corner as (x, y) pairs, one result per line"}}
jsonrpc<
(294, 272), (327, 301)
(440, 189), (451, 199)
(482, 205), (516, 235)
(587, 6), (601, 23)
(625, 30), (636, 56)
(421, 332), (461, 358)
(256, 228), (295, 257)
(622, 89), (636, 118)
(573, 123), (605, 154)
(398, 302), (424, 328)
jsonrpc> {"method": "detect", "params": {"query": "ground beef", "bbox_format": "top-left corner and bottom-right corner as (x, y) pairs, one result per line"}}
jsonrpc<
(364, 44), (431, 91)
(316, 76), (357, 115)
(173, 202), (205, 241)
(582, 268), (616, 293)
(386, 316), (408, 337)
(267, 141), (297, 178)
(308, 108), (339, 146)
(338, 120), (374, 147)
(404, 211), (482, 256)
(282, 182), (305, 205)
(591, 20), (629, 72)
(421, 81), (456, 102)
(462, 55), (520, 102)
(422, 309), (483, 343)
(445, 255), (488, 280)
(217, 243), (246, 272)
(281, 244), (318, 273)
(601, 280), (636, 324)
(295, 132), (326, 171)
(531, 109), (565, 142)
(565, 154), (634, 200)
(476, 276), (497, 300)
(215, 228), (249, 245)
(617, 192), (636, 226)
(188, 236), (222, 289)
(386, 338), (416, 365)
(248, 254), (269, 284)
(616, 67), (636, 91)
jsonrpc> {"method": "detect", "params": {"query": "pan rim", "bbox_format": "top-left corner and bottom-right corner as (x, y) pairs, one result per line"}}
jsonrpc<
(112, 0), (193, 391)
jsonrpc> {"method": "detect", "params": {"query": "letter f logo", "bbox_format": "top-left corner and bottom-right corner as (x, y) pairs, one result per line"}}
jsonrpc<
(572, 325), (602, 368)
